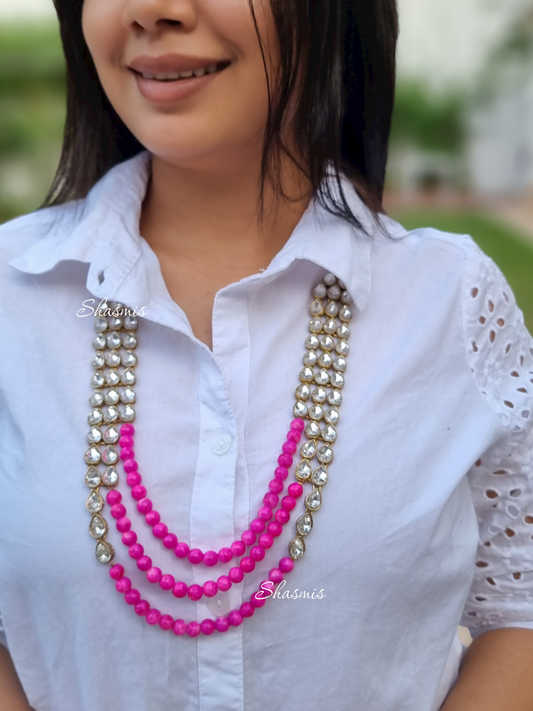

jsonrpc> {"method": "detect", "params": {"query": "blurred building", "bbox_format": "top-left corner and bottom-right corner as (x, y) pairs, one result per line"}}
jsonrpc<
(467, 6), (533, 197)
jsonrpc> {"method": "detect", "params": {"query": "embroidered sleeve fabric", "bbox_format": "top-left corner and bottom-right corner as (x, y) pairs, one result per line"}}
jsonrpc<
(460, 237), (533, 638)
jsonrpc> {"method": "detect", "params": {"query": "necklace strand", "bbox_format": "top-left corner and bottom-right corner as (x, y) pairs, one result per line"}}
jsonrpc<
(84, 272), (353, 634)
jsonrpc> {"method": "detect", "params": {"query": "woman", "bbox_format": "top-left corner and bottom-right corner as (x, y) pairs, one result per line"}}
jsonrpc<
(1, 0), (532, 709)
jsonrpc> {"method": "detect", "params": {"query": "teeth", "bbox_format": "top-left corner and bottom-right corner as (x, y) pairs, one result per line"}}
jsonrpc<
(140, 63), (227, 81)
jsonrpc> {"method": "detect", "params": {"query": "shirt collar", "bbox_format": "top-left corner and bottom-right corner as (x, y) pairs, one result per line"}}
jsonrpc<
(8, 150), (403, 312)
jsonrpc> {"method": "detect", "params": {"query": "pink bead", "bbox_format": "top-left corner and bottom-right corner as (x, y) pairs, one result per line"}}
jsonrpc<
(240, 557), (255, 573)
(282, 440), (297, 455)
(145, 510), (161, 526)
(278, 453), (293, 467)
(120, 423), (135, 436)
(241, 530), (256, 546)
(258, 506), (273, 522)
(215, 617), (229, 633)
(203, 550), (218, 567)
(274, 466), (289, 481)
(287, 429), (301, 443)
(200, 619), (216, 635)
(267, 521), (283, 537)
(116, 517), (131, 533)
(153, 523), (168, 539)
(146, 567), (162, 584)
(250, 518), (265, 534)
(288, 482), (303, 498)
(160, 574), (175, 591)
(269, 568), (284, 584)
(203, 581), (218, 598)
(118, 435), (134, 448)
(172, 582), (188, 599)
(187, 622), (201, 637)
(126, 471), (142, 486)
(137, 555), (152, 572)
(228, 610), (243, 627)
(258, 534), (274, 549)
(268, 479), (284, 494)
(131, 485), (147, 500)
(281, 496), (296, 511)
(137, 497), (154, 514)
(262, 493), (279, 508)
(250, 546), (265, 561)
(279, 557), (295, 573)
(172, 619), (187, 635)
(217, 575), (232, 592)
(159, 614), (174, 631)
(275, 508), (290, 524)
(230, 541), (245, 557)
(134, 600), (149, 616)
(128, 543), (144, 559)
(111, 503), (126, 519)
(106, 490), (122, 505)
(251, 592), (266, 608)
(218, 547), (233, 563)
(163, 533), (178, 549)
(122, 531), (137, 546)
(116, 577), (131, 594)
(188, 548), (204, 565)
(229, 567), (244, 583)
(290, 418), (305, 432)
(123, 459), (138, 473)
(188, 584), (203, 601)
(125, 589), (141, 605)
(240, 602), (255, 618)
(174, 542), (190, 559)
(109, 564), (124, 580)
(146, 609), (161, 626)
(120, 446), (135, 461)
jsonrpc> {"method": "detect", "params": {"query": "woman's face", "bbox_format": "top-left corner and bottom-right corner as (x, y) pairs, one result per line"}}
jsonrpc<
(82, 0), (277, 169)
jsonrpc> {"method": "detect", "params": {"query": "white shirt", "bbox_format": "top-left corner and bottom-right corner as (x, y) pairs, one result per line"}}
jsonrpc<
(1, 150), (533, 711)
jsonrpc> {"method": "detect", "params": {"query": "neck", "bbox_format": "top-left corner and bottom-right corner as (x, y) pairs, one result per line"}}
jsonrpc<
(139, 152), (313, 280)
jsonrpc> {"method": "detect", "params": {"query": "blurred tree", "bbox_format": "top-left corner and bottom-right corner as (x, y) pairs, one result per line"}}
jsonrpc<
(0, 22), (65, 222)
(389, 79), (467, 154)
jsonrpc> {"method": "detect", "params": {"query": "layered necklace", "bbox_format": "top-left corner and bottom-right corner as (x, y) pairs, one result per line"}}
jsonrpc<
(84, 272), (353, 636)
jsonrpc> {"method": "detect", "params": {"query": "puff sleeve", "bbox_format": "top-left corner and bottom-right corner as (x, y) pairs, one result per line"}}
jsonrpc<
(459, 236), (533, 639)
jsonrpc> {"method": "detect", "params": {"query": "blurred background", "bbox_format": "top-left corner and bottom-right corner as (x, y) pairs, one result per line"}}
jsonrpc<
(0, 0), (532, 340)
(1, 0), (532, 650)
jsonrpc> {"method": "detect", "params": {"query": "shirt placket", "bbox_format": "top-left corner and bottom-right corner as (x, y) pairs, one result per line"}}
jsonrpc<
(191, 284), (251, 711)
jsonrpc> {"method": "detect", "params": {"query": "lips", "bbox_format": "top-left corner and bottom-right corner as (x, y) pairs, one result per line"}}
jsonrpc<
(129, 54), (231, 103)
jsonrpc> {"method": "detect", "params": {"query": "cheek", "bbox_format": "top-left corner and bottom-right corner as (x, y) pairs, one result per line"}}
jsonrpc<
(82, 0), (126, 81)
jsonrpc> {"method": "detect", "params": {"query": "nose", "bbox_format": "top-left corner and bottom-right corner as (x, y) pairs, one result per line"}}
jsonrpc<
(122, 0), (198, 34)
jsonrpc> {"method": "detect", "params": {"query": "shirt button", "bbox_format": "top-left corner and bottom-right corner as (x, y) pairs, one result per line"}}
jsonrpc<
(206, 590), (232, 616)
(211, 430), (233, 456)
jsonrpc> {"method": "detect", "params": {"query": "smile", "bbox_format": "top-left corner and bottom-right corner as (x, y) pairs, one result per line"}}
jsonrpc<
(131, 61), (231, 83)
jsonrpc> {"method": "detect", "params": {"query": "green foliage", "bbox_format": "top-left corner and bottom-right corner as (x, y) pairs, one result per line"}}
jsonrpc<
(389, 208), (533, 333)
(390, 80), (467, 154)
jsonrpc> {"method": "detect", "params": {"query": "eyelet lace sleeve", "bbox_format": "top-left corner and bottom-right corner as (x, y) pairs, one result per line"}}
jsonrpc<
(460, 237), (533, 638)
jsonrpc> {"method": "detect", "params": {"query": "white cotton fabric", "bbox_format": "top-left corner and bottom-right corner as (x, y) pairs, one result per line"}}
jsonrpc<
(0, 150), (532, 711)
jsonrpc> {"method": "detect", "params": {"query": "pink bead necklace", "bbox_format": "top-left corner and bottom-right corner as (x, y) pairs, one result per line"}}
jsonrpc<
(84, 272), (353, 636)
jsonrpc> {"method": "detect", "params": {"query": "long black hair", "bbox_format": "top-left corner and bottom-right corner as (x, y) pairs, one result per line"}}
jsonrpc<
(45, 0), (399, 236)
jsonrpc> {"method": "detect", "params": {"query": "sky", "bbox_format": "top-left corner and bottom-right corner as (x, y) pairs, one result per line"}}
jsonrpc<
(0, 0), (529, 89)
